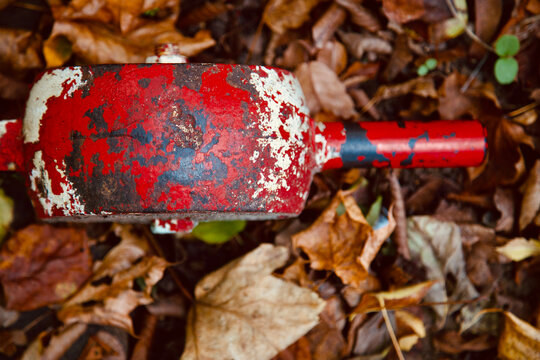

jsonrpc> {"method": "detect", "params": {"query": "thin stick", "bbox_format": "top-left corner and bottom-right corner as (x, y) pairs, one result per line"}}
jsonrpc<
(460, 55), (488, 93)
(142, 227), (193, 302)
(444, 0), (494, 53)
(377, 297), (405, 360)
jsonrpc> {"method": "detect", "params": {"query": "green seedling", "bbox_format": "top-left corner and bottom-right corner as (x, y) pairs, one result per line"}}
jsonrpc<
(417, 58), (437, 76)
(494, 35), (520, 85)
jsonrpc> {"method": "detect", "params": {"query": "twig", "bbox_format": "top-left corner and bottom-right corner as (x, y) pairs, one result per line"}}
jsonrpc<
(387, 170), (410, 260)
(444, 0), (494, 53)
(142, 226), (193, 302)
(460, 55), (488, 93)
(376, 297), (405, 360)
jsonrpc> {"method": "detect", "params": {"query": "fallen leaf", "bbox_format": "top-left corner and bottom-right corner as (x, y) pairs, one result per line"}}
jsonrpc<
(382, 33), (413, 81)
(407, 216), (480, 328)
(519, 160), (540, 230)
(41, 323), (88, 360)
(273, 336), (312, 360)
(372, 76), (437, 103)
(276, 40), (310, 69)
(178, 2), (233, 28)
(181, 244), (325, 360)
(0, 72), (30, 100)
(0, 224), (92, 311)
(494, 188), (515, 232)
(382, 0), (425, 24)
(296, 61), (357, 118)
(0, 329), (26, 357)
(339, 32), (393, 60)
(49, 0), (181, 35)
(312, 4), (347, 48)
(191, 220), (246, 244)
(293, 190), (395, 287)
(351, 312), (393, 356)
(302, 296), (347, 360)
(43, 21), (214, 66)
(352, 281), (436, 314)
(0, 28), (43, 73)
(496, 238), (540, 262)
(79, 330), (127, 360)
(498, 311), (540, 359)
(405, 177), (445, 214)
(316, 40), (348, 75)
(335, 0), (381, 32)
(434, 331), (494, 354)
(469, 0), (502, 57)
(263, 0), (322, 34)
(57, 225), (168, 334)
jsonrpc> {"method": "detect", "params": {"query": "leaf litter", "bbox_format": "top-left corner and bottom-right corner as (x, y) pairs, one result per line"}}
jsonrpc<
(1, 0), (540, 358)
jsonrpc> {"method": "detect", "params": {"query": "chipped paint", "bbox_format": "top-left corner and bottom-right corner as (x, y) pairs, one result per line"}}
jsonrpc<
(29, 150), (86, 216)
(0, 119), (24, 171)
(23, 67), (87, 143)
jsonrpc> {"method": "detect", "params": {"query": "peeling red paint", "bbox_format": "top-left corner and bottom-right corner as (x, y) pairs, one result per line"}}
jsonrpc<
(0, 119), (24, 172)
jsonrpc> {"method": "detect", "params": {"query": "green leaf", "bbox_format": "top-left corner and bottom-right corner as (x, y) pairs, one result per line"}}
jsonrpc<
(192, 220), (247, 244)
(417, 64), (428, 76)
(142, 8), (160, 17)
(366, 195), (383, 227)
(495, 35), (520, 57)
(494, 57), (518, 85)
(425, 58), (437, 70)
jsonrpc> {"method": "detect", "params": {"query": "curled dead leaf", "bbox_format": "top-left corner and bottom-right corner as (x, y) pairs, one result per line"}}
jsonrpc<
(339, 32), (393, 60)
(0, 28), (42, 73)
(293, 190), (395, 288)
(382, 0), (425, 24)
(181, 244), (325, 360)
(312, 4), (347, 48)
(295, 61), (357, 118)
(496, 238), (540, 262)
(335, 0), (381, 32)
(316, 41), (348, 75)
(0, 224), (92, 311)
(498, 310), (540, 359)
(263, 0), (322, 34)
(57, 225), (168, 334)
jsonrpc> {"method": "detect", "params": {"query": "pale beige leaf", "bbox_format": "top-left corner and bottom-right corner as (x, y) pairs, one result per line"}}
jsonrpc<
(0, 188), (13, 243)
(42, 323), (87, 360)
(293, 191), (395, 287)
(407, 216), (481, 329)
(519, 160), (540, 230)
(398, 334), (420, 351)
(57, 225), (168, 334)
(181, 244), (325, 360)
(294, 62), (321, 114)
(496, 238), (540, 262)
(263, 0), (322, 34)
(395, 310), (425, 338)
(308, 61), (357, 118)
(499, 311), (540, 360)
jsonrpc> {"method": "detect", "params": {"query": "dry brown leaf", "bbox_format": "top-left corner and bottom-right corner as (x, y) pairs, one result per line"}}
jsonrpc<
(20, 323), (87, 360)
(49, 0), (180, 35)
(0, 329), (26, 357)
(178, 1), (232, 28)
(0, 224), (92, 311)
(350, 312), (393, 356)
(407, 216), (481, 329)
(519, 160), (540, 230)
(383, 33), (412, 81)
(295, 62), (321, 114)
(181, 244), (324, 360)
(405, 177), (445, 214)
(0, 28), (42, 73)
(352, 281), (436, 314)
(312, 4), (347, 48)
(335, 0), (381, 32)
(57, 225), (168, 334)
(382, 0), (425, 24)
(350, 88), (381, 119)
(263, 0), (322, 34)
(434, 331), (494, 354)
(0, 72), (30, 100)
(297, 61), (357, 118)
(373, 76), (437, 103)
(470, 0), (502, 57)
(498, 311), (540, 359)
(494, 188), (515, 232)
(276, 40), (311, 69)
(44, 21), (214, 66)
(316, 40), (348, 75)
(339, 32), (392, 60)
(293, 190), (395, 288)
(79, 330), (127, 360)
(273, 336), (312, 360)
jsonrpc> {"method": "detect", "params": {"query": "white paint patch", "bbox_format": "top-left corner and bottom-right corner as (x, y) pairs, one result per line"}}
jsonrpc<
(249, 67), (310, 200)
(314, 122), (342, 170)
(0, 120), (13, 138)
(24, 67), (87, 143)
(29, 150), (86, 216)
